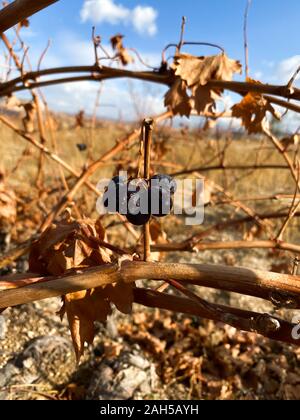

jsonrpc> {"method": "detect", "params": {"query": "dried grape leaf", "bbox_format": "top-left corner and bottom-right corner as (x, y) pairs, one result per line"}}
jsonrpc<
(232, 84), (281, 134)
(106, 282), (134, 314)
(0, 178), (17, 230)
(110, 34), (134, 66)
(62, 289), (112, 361)
(192, 84), (220, 114)
(29, 218), (112, 275)
(166, 53), (241, 117)
(164, 77), (192, 117)
(61, 282), (134, 361)
(30, 216), (134, 361)
(18, 18), (30, 30)
(173, 53), (242, 87)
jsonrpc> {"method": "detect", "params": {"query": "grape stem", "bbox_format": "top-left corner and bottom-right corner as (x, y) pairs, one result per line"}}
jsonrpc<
(143, 118), (154, 262)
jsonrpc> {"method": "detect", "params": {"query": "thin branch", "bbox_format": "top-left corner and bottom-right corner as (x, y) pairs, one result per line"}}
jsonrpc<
(172, 164), (292, 177)
(150, 239), (300, 255)
(244, 0), (252, 78)
(277, 163), (300, 240)
(37, 39), (51, 72)
(263, 125), (300, 190)
(184, 211), (300, 244)
(177, 16), (187, 54)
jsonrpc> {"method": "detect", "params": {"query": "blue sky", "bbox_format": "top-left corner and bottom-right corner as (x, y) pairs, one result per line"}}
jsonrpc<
(3, 0), (300, 124)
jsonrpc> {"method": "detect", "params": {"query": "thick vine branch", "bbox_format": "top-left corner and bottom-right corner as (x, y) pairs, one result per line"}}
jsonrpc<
(0, 0), (59, 33)
(1, 65), (300, 108)
(133, 289), (298, 345)
(0, 262), (300, 344)
(1, 262), (300, 310)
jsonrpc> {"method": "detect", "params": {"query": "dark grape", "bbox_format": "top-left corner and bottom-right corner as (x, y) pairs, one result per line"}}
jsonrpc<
(126, 213), (151, 226)
(149, 186), (173, 218)
(76, 143), (87, 152)
(150, 174), (177, 195)
(103, 175), (127, 213)
(111, 175), (127, 186)
(126, 179), (150, 226)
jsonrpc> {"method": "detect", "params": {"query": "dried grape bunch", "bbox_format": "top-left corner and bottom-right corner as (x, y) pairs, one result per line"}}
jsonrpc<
(103, 174), (177, 225)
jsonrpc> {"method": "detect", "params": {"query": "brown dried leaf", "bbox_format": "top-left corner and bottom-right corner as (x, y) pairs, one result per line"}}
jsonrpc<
(164, 77), (192, 117)
(106, 282), (134, 314)
(33, 220), (80, 256)
(192, 84), (220, 114)
(167, 53), (241, 117)
(232, 92), (280, 134)
(29, 218), (111, 275)
(232, 78), (281, 134)
(30, 217), (135, 361)
(280, 134), (300, 150)
(110, 34), (134, 66)
(62, 282), (134, 361)
(173, 53), (242, 87)
(18, 18), (30, 29)
(0, 179), (17, 229)
(75, 110), (85, 129)
(22, 102), (36, 134)
(63, 289), (113, 361)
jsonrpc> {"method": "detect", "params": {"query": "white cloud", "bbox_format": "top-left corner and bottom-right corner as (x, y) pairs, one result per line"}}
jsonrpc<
(80, 0), (129, 25)
(80, 0), (158, 36)
(131, 6), (158, 36)
(276, 55), (300, 83)
(253, 56), (300, 133)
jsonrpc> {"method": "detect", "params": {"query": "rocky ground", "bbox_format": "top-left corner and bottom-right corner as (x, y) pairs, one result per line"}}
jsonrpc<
(0, 232), (300, 400)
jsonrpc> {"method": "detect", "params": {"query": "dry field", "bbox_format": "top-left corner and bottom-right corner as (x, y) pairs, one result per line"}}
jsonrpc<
(0, 115), (300, 400)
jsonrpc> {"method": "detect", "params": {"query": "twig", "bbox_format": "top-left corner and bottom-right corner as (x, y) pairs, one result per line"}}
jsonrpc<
(143, 118), (154, 262)
(150, 240), (300, 255)
(37, 39), (51, 72)
(171, 164), (292, 177)
(177, 16), (187, 54)
(277, 163), (300, 241)
(262, 125), (300, 190)
(244, 0), (252, 78)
